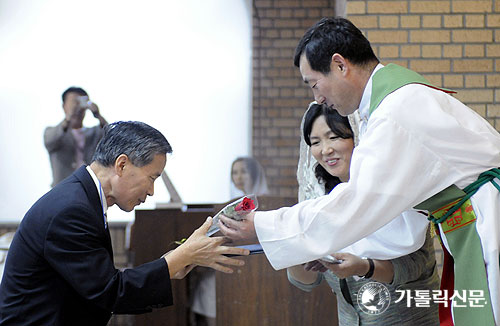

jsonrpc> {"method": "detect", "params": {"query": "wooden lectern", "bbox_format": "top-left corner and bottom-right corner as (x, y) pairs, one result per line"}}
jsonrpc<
(131, 196), (338, 326)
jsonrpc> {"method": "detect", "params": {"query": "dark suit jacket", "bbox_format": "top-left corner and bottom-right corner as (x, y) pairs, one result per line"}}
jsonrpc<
(0, 166), (173, 325)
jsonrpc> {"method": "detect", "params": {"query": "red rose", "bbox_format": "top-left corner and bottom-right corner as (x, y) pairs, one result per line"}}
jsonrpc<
(235, 197), (256, 212)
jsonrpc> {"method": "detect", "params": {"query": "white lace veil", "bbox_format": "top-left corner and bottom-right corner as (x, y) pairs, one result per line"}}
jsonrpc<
(230, 157), (270, 199)
(295, 102), (429, 260)
(297, 102), (361, 202)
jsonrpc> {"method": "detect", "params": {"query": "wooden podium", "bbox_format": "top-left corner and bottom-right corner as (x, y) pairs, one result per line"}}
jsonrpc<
(131, 196), (338, 326)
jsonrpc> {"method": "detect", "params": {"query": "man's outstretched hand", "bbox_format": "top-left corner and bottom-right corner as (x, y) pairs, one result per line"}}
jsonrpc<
(164, 217), (250, 278)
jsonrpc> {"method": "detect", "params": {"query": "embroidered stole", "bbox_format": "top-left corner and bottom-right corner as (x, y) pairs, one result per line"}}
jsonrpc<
(369, 64), (495, 326)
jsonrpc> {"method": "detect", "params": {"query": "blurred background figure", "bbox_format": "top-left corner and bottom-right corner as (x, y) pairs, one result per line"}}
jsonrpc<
(44, 86), (108, 187)
(230, 156), (269, 199)
(190, 156), (269, 326)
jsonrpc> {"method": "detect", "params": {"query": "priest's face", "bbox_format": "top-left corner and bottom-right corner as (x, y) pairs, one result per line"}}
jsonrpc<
(309, 115), (354, 182)
(299, 54), (357, 117)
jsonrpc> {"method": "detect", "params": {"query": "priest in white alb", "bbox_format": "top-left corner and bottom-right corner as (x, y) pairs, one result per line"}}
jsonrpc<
(219, 17), (500, 326)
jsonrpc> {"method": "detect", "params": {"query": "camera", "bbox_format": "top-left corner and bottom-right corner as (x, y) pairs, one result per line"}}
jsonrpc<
(77, 96), (91, 108)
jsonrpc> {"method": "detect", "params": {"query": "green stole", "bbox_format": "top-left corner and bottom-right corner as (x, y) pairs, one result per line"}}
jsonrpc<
(369, 64), (495, 326)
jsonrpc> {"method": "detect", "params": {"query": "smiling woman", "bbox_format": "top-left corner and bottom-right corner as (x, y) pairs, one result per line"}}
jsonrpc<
(288, 103), (440, 326)
(308, 115), (354, 183)
(302, 104), (354, 191)
(0, 0), (252, 223)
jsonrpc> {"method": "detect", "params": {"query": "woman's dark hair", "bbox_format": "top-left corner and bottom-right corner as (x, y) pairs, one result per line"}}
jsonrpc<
(303, 103), (353, 193)
(294, 17), (378, 74)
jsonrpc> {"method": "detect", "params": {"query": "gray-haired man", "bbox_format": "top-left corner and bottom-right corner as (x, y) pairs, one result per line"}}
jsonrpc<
(1, 121), (248, 325)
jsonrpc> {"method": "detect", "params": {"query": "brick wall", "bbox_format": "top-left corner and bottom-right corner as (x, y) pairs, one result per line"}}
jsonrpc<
(252, 0), (337, 197)
(252, 0), (500, 197)
(348, 0), (500, 127)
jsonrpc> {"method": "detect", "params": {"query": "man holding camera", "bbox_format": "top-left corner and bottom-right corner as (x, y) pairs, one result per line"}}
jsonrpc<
(44, 86), (108, 187)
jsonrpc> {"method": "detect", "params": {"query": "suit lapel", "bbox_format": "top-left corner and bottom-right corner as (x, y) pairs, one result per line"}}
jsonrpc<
(73, 166), (113, 255)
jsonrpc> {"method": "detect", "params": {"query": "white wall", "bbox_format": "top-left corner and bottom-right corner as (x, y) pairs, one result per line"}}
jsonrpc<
(0, 0), (252, 222)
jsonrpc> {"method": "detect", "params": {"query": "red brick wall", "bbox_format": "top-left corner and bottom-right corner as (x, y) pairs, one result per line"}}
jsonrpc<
(348, 0), (500, 127)
(252, 0), (500, 197)
(252, 0), (337, 197)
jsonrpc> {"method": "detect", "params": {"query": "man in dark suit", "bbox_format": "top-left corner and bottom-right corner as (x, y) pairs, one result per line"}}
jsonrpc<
(0, 121), (248, 325)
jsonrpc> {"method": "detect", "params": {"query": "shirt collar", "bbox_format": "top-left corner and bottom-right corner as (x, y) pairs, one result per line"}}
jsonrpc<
(86, 165), (108, 214)
(358, 63), (384, 122)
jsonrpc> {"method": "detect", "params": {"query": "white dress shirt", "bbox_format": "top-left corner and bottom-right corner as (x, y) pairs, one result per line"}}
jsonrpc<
(86, 166), (108, 228)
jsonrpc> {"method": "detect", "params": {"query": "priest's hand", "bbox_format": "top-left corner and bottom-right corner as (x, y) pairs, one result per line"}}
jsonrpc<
(219, 212), (258, 242)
